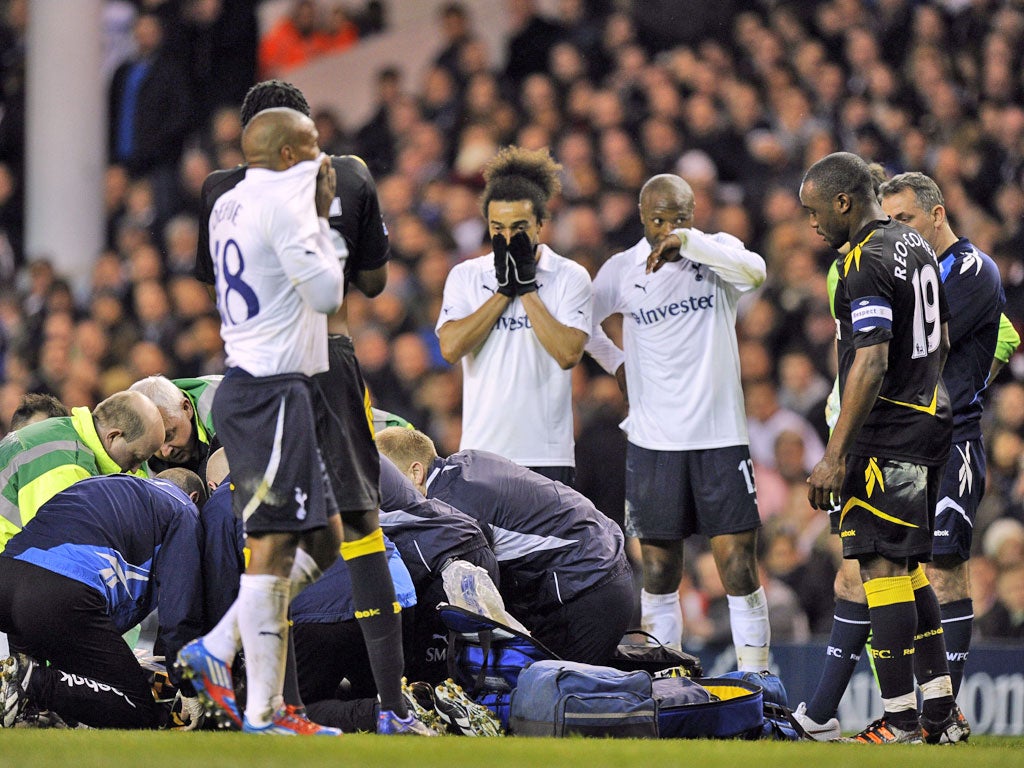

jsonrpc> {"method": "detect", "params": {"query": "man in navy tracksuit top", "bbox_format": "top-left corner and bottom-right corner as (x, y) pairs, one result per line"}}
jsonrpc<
(0, 472), (205, 728)
(376, 428), (633, 665)
(377, 454), (499, 682)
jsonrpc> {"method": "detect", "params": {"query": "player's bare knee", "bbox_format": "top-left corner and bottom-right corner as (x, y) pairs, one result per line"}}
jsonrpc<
(834, 559), (866, 601)
(640, 542), (683, 592)
(710, 535), (758, 594)
(925, 556), (969, 603)
(299, 519), (343, 570)
(718, 553), (759, 594)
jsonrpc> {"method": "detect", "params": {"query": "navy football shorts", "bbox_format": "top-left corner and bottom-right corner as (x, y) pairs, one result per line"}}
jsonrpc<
(932, 439), (986, 562)
(312, 335), (381, 514)
(624, 443), (760, 540)
(214, 368), (336, 536)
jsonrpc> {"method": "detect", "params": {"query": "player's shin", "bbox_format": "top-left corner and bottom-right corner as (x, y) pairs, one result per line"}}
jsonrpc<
(342, 527), (407, 717)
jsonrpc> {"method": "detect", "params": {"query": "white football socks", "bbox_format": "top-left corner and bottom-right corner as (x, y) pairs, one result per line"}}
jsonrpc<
(237, 574), (290, 726)
(288, 547), (323, 601)
(727, 587), (770, 671)
(202, 601), (241, 664)
(640, 588), (683, 650)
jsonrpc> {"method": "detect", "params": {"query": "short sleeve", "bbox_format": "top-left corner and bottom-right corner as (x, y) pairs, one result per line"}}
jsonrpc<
(436, 261), (476, 334)
(591, 255), (623, 324)
(552, 263), (593, 334)
(844, 253), (894, 349)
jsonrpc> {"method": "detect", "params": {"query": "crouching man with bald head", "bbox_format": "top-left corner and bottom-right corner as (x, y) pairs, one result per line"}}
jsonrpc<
(376, 426), (633, 665)
(0, 390), (164, 552)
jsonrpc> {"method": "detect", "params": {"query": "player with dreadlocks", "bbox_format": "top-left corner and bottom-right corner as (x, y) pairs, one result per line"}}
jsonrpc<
(436, 145), (593, 486)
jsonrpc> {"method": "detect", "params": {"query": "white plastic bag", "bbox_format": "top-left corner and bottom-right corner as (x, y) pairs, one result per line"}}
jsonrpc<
(441, 559), (530, 635)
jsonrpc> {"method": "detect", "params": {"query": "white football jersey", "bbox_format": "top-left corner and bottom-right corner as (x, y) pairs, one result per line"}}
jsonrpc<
(209, 159), (340, 377)
(591, 231), (766, 450)
(437, 244), (593, 466)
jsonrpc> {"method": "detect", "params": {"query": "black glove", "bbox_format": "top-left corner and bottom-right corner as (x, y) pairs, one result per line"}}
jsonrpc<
(508, 231), (537, 294)
(491, 233), (515, 297)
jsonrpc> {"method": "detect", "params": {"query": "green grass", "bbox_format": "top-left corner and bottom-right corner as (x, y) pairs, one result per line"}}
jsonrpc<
(2, 731), (1023, 768)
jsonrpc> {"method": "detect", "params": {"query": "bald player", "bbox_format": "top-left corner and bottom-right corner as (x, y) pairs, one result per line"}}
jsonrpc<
(586, 174), (770, 670)
(177, 107), (349, 736)
(192, 81), (412, 736)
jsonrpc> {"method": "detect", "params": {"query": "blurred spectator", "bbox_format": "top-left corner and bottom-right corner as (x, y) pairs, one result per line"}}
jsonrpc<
(777, 349), (831, 444)
(760, 520), (837, 636)
(163, 215), (200, 277)
(102, 0), (137, 80)
(0, 0), (25, 271)
(258, 0), (325, 79)
(108, 12), (191, 223)
(975, 562), (1024, 641)
(504, 0), (565, 88)
(320, 4), (360, 55)
(355, 66), (405, 177)
(744, 377), (825, 473)
(688, 551), (731, 647)
(434, 2), (473, 79)
(982, 517), (1024, 571)
(970, 554), (1000, 629)
(312, 107), (350, 156)
(177, 148), (214, 220)
(353, 0), (387, 37)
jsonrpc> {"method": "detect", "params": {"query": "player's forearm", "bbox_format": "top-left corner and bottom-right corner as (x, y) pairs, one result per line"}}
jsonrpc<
(676, 229), (766, 288)
(521, 292), (587, 369)
(294, 252), (345, 314)
(303, 276), (345, 315)
(438, 294), (511, 363)
(585, 321), (624, 375)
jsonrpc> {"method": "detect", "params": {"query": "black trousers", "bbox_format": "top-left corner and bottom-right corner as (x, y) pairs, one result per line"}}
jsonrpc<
(530, 565), (635, 665)
(292, 606), (416, 721)
(0, 558), (162, 728)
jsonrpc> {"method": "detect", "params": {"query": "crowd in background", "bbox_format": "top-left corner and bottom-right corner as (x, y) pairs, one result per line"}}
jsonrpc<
(1, 0), (1023, 646)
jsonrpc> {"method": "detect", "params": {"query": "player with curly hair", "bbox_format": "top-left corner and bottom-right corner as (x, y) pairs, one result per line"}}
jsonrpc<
(436, 146), (592, 485)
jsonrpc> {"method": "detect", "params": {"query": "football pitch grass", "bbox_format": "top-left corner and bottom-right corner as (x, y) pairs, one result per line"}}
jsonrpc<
(3, 731), (1024, 768)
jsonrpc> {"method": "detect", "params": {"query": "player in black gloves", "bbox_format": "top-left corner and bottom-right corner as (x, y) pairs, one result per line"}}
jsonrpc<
(436, 146), (594, 486)
(507, 231), (538, 294)
(491, 233), (516, 297)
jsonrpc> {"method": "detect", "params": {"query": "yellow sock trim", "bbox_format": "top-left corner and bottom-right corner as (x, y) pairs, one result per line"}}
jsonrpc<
(363, 388), (375, 438)
(864, 575), (914, 608)
(340, 528), (385, 561)
(909, 564), (929, 591)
